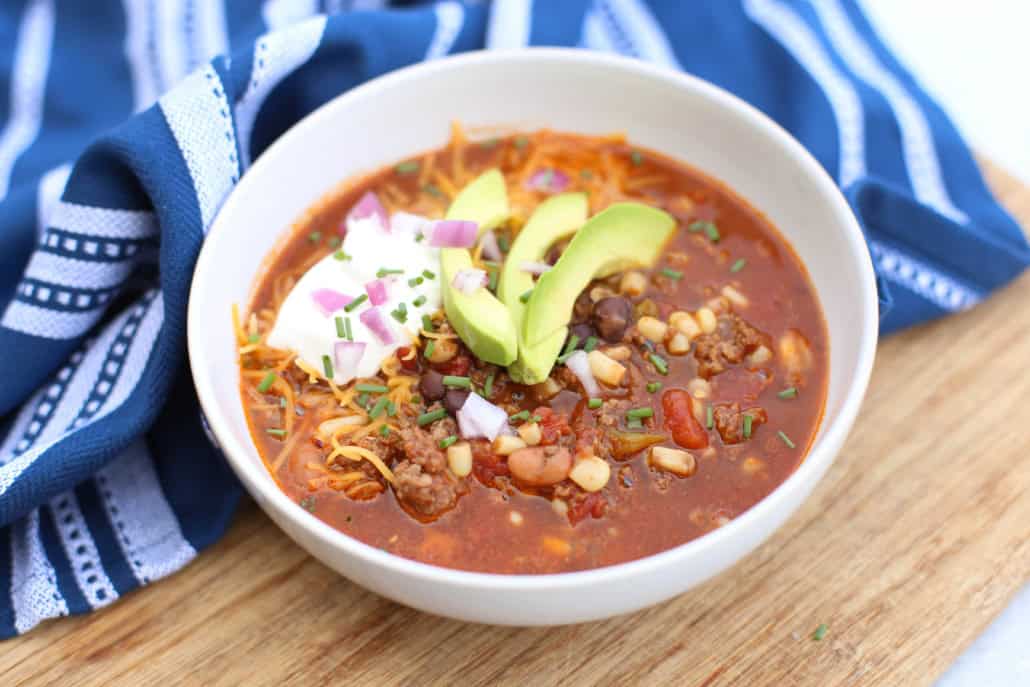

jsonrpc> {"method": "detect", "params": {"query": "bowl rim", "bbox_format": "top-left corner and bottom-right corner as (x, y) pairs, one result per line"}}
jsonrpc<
(188, 47), (878, 591)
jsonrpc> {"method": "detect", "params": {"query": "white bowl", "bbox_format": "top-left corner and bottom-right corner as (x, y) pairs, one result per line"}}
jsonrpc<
(188, 49), (878, 625)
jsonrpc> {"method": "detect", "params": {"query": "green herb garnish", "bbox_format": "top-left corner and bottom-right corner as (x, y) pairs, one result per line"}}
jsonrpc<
(487, 265), (499, 292)
(778, 430), (796, 449)
(519, 289), (533, 303)
(379, 425), (390, 437)
(355, 383), (389, 393)
(583, 336), (599, 352)
(588, 398), (603, 409)
(497, 235), (510, 253)
(626, 418), (643, 429)
(704, 223), (721, 242)
(308, 231), (322, 243)
(321, 354), (334, 380)
(626, 407), (654, 420)
(266, 428), (287, 437)
(562, 335), (581, 356)
(408, 276), (424, 287)
(647, 382), (662, 393)
(509, 410), (531, 422)
(778, 387), (798, 399)
(343, 294), (367, 312)
(417, 408), (447, 426)
(422, 269), (435, 280)
(413, 295), (427, 308)
(514, 136), (529, 150)
(390, 308), (407, 324)
(376, 267), (403, 278)
(344, 317), (353, 341)
(706, 404), (714, 429)
(334, 249), (351, 261)
(438, 435), (459, 449)
(661, 267), (683, 280)
(812, 624), (828, 641)
(649, 353), (669, 375)
(386, 400), (397, 417)
(257, 371), (277, 393)
(299, 496), (316, 512)
(730, 258), (747, 273)
(443, 375), (471, 389)
(335, 316), (346, 339)
(357, 392), (370, 408)
(630, 150), (643, 166)
(483, 372), (495, 398)
(424, 340), (436, 359)
(421, 314), (434, 331)
(742, 413), (753, 439)
(423, 183), (444, 198)
(395, 160), (420, 175)
(328, 236), (341, 249)
(368, 396), (390, 419)
(248, 333), (261, 344)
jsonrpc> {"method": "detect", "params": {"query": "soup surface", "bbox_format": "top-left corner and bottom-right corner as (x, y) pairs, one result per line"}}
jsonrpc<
(238, 127), (828, 573)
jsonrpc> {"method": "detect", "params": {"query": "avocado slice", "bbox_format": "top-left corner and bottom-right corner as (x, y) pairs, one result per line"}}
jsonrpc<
(440, 169), (518, 366)
(499, 193), (589, 384)
(522, 202), (676, 348)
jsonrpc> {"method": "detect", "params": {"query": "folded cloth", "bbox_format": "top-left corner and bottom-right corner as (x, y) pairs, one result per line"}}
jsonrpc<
(0, 0), (1025, 638)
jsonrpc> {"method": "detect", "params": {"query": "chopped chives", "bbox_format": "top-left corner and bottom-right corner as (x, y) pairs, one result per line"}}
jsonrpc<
(487, 265), (499, 292)
(390, 308), (407, 324)
(355, 383), (389, 393)
(483, 372), (495, 398)
(257, 371), (277, 393)
(410, 394), (422, 405)
(421, 314), (434, 331)
(778, 430), (796, 449)
(661, 267), (683, 280)
(328, 236), (341, 249)
(248, 333), (261, 344)
(530, 415), (542, 423)
(730, 258), (747, 273)
(379, 424), (390, 437)
(649, 353), (669, 375)
(422, 269), (436, 280)
(334, 249), (351, 261)
(688, 221), (706, 233)
(424, 340), (436, 359)
(357, 392), (370, 408)
(413, 295), (427, 308)
(588, 398), (603, 409)
(386, 400), (397, 417)
(742, 413), (753, 439)
(442, 375), (471, 389)
(704, 223), (721, 242)
(417, 408), (447, 426)
(335, 316), (346, 338)
(706, 404), (714, 429)
(642, 340), (656, 353)
(556, 350), (576, 365)
(778, 387), (798, 399)
(583, 336), (599, 352)
(812, 624), (828, 642)
(562, 334), (581, 356)
(344, 317), (353, 341)
(509, 410), (531, 422)
(322, 355), (334, 380)
(514, 136), (529, 149)
(415, 232), (425, 243)
(438, 435), (459, 449)
(408, 276), (424, 287)
(497, 235), (510, 253)
(266, 428), (287, 437)
(647, 381), (662, 393)
(626, 407), (654, 420)
(343, 294), (367, 312)
(630, 150), (643, 166)
(280, 397), (287, 408)
(376, 267), (403, 278)
(308, 231), (322, 243)
(395, 160), (419, 174)
(626, 418), (643, 429)
(368, 396), (390, 419)
(519, 289), (533, 303)
(423, 183), (443, 198)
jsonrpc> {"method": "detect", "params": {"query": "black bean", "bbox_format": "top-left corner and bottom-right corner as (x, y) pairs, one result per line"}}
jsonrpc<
(570, 322), (594, 344)
(592, 296), (632, 342)
(419, 370), (445, 402)
(443, 389), (470, 415)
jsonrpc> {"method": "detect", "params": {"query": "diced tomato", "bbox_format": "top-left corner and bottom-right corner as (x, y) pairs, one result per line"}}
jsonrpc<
(568, 492), (606, 526)
(533, 407), (571, 445)
(395, 347), (420, 373)
(662, 389), (709, 449)
(711, 367), (770, 403)
(435, 353), (471, 376)
(470, 440), (508, 485)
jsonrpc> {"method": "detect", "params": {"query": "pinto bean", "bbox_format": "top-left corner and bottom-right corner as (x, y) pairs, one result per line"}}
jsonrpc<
(419, 370), (445, 402)
(662, 389), (709, 449)
(507, 446), (573, 486)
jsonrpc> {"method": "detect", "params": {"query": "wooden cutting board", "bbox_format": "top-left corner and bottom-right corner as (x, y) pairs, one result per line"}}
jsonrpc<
(3, 162), (1029, 687)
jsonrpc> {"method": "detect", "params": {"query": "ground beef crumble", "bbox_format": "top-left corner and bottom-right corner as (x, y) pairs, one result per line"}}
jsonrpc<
(693, 313), (770, 378)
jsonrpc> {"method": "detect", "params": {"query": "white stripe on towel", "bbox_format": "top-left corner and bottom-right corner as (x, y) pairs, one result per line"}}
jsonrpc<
(426, 2), (464, 60)
(743, 0), (866, 187)
(486, 0), (532, 50)
(48, 491), (119, 609)
(10, 510), (69, 634)
(0, 0), (55, 199)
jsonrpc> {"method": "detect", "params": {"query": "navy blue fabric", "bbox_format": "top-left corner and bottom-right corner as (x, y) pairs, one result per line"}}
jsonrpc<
(0, 0), (1025, 637)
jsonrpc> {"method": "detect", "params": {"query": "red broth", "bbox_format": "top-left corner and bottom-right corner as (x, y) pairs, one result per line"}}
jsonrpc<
(238, 130), (828, 573)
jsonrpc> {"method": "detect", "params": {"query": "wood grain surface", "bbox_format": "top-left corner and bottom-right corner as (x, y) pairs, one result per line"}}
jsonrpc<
(3, 162), (1029, 687)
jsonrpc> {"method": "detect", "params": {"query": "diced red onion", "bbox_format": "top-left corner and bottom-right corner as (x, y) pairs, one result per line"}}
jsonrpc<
(333, 341), (366, 379)
(451, 268), (488, 295)
(520, 261), (552, 275)
(391, 211), (431, 239)
(364, 278), (390, 306)
(565, 350), (600, 397)
(310, 288), (353, 317)
(428, 219), (478, 248)
(525, 168), (570, 193)
(345, 191), (388, 233)
(479, 230), (502, 261)
(359, 307), (394, 345)
(457, 392), (509, 441)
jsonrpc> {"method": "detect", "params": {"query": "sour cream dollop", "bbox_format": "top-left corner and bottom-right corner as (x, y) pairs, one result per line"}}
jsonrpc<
(267, 212), (441, 385)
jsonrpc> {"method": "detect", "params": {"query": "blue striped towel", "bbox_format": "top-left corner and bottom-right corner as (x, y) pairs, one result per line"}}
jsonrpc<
(0, 0), (1025, 638)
